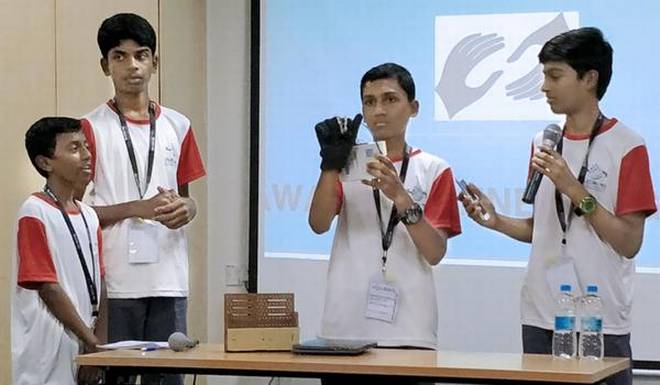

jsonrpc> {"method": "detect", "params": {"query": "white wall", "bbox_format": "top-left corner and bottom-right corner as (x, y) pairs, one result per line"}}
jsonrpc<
(206, 1), (254, 383)
(206, 0), (251, 343)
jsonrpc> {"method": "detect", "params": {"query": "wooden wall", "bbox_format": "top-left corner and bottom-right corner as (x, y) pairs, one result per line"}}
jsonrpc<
(0, 1), (207, 383)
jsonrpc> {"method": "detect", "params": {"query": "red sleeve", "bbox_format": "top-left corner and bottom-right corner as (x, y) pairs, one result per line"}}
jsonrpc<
(335, 179), (344, 214)
(177, 127), (206, 186)
(616, 145), (657, 216)
(80, 118), (97, 181)
(17, 217), (58, 287)
(97, 226), (105, 278)
(424, 168), (462, 238)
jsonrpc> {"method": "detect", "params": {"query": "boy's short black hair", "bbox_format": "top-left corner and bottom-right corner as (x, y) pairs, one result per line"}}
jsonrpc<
(25, 117), (82, 178)
(360, 63), (416, 102)
(97, 13), (157, 59)
(539, 27), (613, 100)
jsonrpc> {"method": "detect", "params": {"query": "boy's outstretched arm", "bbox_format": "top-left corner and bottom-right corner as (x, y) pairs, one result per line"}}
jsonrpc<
(460, 183), (534, 243)
(363, 155), (448, 265)
(34, 282), (99, 351)
(394, 192), (449, 266)
(309, 171), (341, 234)
(532, 147), (649, 258)
(309, 115), (361, 234)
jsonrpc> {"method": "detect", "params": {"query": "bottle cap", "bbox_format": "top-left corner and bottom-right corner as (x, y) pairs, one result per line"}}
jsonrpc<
(560, 284), (572, 292)
(586, 284), (598, 293)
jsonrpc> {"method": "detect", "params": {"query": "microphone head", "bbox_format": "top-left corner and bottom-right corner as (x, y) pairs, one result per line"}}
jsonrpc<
(542, 124), (562, 148)
(168, 331), (199, 352)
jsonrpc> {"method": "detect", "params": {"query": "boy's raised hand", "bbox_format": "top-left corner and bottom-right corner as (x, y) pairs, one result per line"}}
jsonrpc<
(362, 154), (407, 203)
(314, 113), (362, 171)
(458, 183), (497, 229)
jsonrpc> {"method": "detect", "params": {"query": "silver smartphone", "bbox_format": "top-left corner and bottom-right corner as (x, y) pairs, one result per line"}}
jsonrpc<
(457, 179), (490, 221)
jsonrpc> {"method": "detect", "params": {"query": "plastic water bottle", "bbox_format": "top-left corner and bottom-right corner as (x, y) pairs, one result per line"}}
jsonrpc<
(579, 285), (604, 360)
(552, 284), (577, 359)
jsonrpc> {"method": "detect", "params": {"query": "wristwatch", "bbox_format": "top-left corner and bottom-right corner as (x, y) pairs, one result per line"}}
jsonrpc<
(399, 202), (423, 225)
(574, 195), (597, 216)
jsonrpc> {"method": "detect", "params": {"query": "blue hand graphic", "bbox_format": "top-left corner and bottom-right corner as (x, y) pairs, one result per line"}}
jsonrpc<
(436, 33), (505, 118)
(505, 13), (570, 101)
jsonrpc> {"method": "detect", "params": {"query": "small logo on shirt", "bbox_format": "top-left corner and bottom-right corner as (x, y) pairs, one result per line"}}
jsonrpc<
(407, 184), (428, 205)
(585, 164), (607, 192)
(164, 143), (178, 167)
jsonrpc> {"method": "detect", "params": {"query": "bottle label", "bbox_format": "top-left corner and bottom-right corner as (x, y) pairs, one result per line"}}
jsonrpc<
(555, 315), (576, 331)
(581, 316), (603, 332)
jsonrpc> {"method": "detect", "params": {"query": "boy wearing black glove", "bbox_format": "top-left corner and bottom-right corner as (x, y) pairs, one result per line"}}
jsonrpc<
(308, 63), (462, 359)
(315, 114), (362, 171)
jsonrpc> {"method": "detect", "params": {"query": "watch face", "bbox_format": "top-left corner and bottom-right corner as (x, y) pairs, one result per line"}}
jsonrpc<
(581, 196), (597, 214)
(402, 203), (422, 224)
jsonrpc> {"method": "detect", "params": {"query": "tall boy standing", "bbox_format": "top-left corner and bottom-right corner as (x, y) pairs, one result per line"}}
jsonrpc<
(461, 28), (656, 385)
(81, 13), (206, 385)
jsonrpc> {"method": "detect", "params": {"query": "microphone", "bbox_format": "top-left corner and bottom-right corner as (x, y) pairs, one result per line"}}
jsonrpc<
(522, 124), (562, 204)
(168, 332), (199, 352)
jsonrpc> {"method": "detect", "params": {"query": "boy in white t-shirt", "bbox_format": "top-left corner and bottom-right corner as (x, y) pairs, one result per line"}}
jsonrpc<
(309, 63), (461, 355)
(82, 13), (206, 385)
(12, 117), (106, 385)
(461, 28), (656, 385)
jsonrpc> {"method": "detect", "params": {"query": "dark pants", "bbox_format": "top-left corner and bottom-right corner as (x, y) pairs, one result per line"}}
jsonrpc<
(522, 325), (632, 385)
(108, 297), (188, 385)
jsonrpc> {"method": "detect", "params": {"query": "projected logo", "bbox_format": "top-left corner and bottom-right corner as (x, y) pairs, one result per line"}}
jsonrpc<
(434, 12), (579, 121)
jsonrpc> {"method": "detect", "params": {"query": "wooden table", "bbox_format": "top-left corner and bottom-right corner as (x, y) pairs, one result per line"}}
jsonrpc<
(77, 344), (629, 384)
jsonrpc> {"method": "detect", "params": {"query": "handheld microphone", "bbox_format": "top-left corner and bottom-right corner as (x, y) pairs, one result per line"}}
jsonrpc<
(522, 124), (562, 204)
(168, 332), (199, 352)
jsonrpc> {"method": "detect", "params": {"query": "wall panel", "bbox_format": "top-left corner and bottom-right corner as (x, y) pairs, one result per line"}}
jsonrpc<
(0, 1), (57, 383)
(160, 0), (209, 350)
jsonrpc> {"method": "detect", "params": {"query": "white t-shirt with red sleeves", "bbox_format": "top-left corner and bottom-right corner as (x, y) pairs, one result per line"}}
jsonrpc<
(12, 194), (104, 385)
(82, 101), (206, 299)
(522, 118), (656, 334)
(319, 149), (462, 349)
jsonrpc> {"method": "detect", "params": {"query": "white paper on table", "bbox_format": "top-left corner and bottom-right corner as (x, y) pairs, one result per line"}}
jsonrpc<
(97, 340), (169, 350)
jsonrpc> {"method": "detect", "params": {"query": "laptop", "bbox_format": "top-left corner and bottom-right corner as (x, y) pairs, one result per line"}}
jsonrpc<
(292, 338), (377, 355)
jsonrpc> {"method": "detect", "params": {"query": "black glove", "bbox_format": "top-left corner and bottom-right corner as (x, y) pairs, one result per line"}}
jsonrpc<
(314, 114), (362, 171)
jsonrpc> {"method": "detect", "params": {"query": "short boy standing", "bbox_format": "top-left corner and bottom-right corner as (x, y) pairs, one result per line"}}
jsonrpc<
(12, 117), (106, 385)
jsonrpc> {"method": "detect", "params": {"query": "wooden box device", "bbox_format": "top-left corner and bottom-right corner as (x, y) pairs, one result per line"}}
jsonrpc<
(224, 293), (299, 352)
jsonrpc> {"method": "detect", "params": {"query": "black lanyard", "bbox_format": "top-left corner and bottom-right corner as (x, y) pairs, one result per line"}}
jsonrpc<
(111, 100), (156, 199)
(554, 113), (604, 244)
(43, 186), (98, 316)
(372, 144), (410, 270)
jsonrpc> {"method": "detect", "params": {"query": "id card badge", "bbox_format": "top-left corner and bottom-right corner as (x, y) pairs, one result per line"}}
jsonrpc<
(128, 218), (160, 264)
(365, 276), (400, 323)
